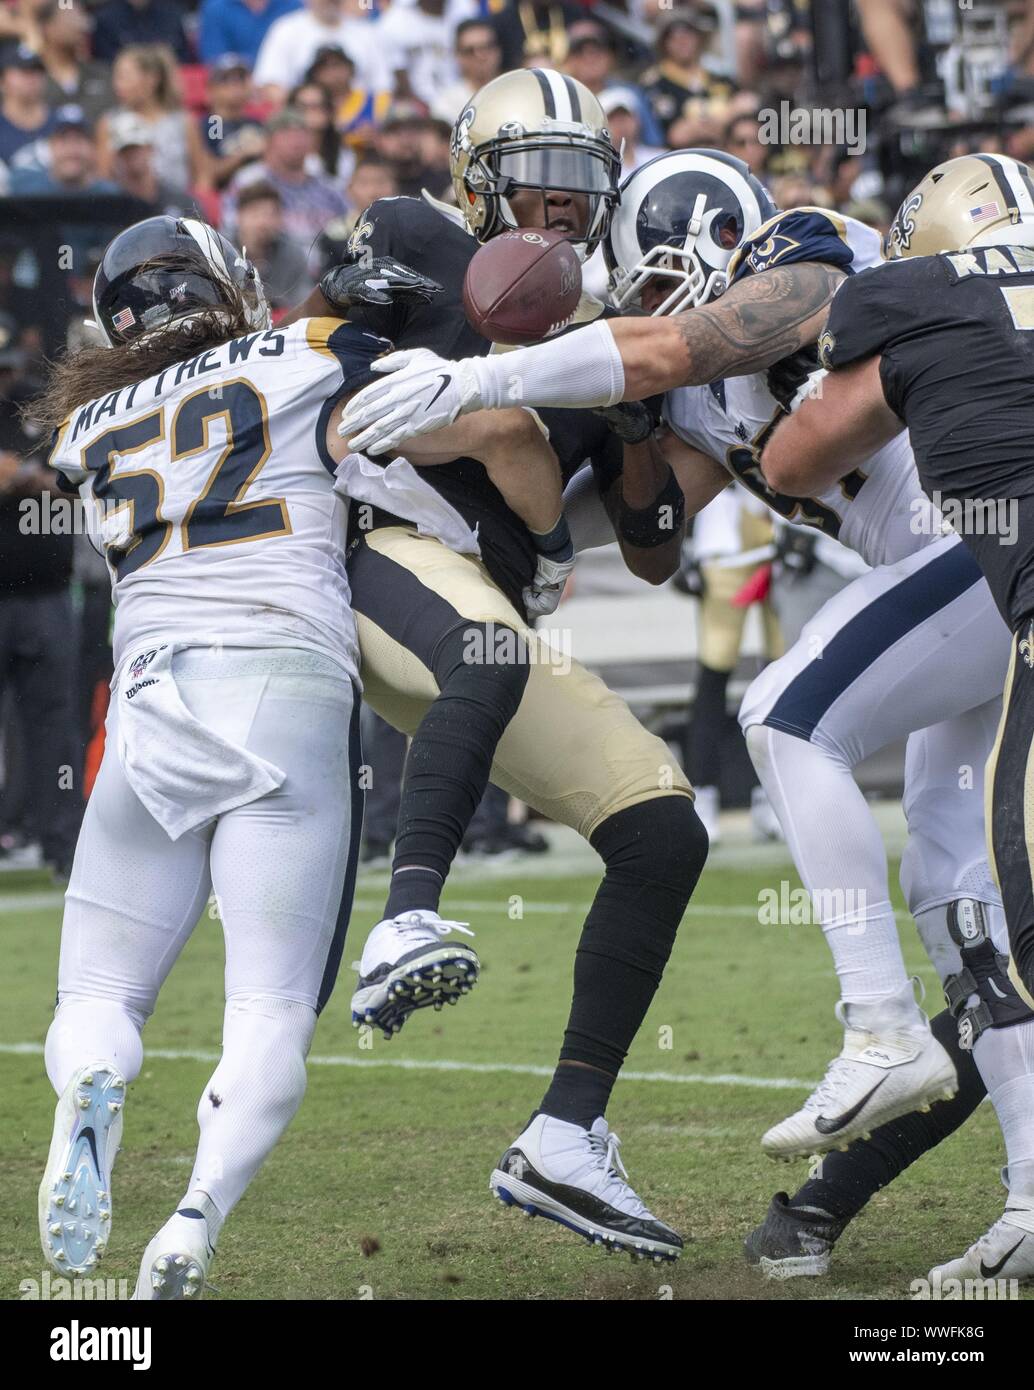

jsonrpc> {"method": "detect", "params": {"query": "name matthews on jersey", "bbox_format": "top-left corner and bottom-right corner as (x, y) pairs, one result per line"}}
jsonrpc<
(66, 328), (288, 443)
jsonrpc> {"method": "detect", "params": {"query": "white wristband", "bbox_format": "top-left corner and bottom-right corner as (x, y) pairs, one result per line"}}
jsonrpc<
(469, 319), (626, 412)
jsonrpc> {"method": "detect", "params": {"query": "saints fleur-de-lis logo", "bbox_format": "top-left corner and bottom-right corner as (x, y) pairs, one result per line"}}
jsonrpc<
(889, 191), (922, 256)
(1021, 621), (1034, 669)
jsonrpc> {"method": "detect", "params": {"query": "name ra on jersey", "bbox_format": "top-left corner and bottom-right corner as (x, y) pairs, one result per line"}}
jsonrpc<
(49, 318), (387, 680)
(665, 207), (945, 569)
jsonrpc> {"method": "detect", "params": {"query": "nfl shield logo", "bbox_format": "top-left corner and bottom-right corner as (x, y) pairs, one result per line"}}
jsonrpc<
(129, 650), (153, 680)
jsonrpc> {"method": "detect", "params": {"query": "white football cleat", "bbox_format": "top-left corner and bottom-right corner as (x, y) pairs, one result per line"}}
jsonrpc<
(928, 1201), (1034, 1286)
(133, 1212), (214, 1300)
(762, 997), (957, 1160)
(351, 909), (479, 1038)
(38, 1061), (124, 1275)
(490, 1113), (683, 1262)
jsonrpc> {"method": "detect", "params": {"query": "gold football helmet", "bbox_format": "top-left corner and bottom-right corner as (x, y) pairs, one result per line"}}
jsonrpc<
(887, 153), (1034, 259)
(450, 68), (620, 256)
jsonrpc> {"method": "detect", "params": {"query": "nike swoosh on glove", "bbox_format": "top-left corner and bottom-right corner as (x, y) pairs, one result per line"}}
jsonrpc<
(522, 552), (575, 617)
(320, 257), (443, 310)
(338, 348), (482, 454)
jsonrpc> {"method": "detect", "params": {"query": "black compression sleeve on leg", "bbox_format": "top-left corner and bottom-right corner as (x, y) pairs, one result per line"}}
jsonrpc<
(789, 1008), (986, 1221)
(686, 664), (729, 789)
(538, 795), (708, 1128)
(385, 622), (529, 918)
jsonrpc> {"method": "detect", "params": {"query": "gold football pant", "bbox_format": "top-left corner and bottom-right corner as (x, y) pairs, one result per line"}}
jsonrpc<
(348, 526), (694, 840)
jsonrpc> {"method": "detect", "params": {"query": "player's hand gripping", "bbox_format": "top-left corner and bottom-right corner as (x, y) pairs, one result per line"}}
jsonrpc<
(522, 551), (575, 617)
(338, 348), (482, 454)
(320, 257), (442, 311)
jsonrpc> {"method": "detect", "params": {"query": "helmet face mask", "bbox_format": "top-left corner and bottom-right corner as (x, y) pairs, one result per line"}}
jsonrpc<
(604, 150), (776, 317)
(451, 70), (621, 257)
(92, 215), (270, 348)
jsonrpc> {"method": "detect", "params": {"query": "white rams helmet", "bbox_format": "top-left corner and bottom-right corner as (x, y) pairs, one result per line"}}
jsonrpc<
(604, 149), (776, 316)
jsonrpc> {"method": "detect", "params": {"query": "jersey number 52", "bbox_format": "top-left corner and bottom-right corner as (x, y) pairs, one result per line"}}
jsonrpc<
(85, 379), (290, 580)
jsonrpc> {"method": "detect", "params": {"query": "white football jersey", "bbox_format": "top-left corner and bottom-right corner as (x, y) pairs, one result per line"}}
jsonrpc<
(50, 317), (387, 679)
(666, 207), (944, 570)
(664, 376), (935, 569)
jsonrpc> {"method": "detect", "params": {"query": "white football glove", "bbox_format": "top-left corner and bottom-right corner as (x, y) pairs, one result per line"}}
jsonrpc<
(338, 348), (482, 454)
(522, 552), (575, 617)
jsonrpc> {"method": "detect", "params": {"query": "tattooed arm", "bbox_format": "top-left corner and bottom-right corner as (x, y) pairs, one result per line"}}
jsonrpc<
(338, 263), (846, 455)
(610, 261), (845, 398)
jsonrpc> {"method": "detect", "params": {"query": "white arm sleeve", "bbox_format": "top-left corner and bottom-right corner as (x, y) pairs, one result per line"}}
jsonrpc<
(468, 319), (626, 411)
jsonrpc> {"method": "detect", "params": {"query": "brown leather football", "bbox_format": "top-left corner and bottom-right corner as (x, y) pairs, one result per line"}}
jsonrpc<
(462, 228), (583, 346)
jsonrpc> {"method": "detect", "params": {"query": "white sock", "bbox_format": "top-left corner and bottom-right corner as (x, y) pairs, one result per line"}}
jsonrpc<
(975, 1018), (1034, 1204)
(182, 994), (315, 1222)
(173, 1188), (225, 1249)
(746, 724), (915, 1011)
(44, 996), (145, 1093)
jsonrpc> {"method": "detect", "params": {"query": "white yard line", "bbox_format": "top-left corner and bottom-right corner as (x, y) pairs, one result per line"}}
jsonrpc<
(0, 889), (919, 924)
(0, 1041), (814, 1091)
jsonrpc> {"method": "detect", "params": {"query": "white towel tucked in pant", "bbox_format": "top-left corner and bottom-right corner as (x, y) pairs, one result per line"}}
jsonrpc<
(115, 642), (286, 840)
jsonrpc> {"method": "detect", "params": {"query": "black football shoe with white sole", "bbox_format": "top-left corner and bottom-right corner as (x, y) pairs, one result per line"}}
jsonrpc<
(351, 909), (479, 1038)
(744, 1191), (849, 1279)
(490, 1114), (683, 1263)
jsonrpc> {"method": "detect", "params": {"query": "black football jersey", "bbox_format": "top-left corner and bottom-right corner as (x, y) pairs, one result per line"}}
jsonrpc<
(820, 245), (1034, 628)
(345, 195), (623, 611)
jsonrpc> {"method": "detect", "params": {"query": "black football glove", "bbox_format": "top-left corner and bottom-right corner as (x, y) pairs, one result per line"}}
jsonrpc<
(776, 525), (818, 577)
(319, 257), (443, 310)
(765, 343), (821, 412)
(673, 537), (706, 598)
(591, 400), (656, 445)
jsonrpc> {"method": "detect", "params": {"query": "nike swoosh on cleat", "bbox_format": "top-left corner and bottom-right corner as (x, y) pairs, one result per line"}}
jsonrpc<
(980, 1237), (1026, 1278)
(79, 1125), (100, 1171)
(813, 1077), (887, 1135)
(424, 374), (452, 411)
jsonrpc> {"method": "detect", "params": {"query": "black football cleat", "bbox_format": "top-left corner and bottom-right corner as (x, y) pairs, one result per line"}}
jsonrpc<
(744, 1191), (849, 1279)
(490, 1114), (683, 1263)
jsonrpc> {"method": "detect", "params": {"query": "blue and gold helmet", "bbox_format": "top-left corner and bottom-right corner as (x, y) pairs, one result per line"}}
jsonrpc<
(92, 215), (270, 347)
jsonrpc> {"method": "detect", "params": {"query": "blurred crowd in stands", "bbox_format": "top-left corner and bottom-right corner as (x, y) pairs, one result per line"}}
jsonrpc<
(3, 0), (1034, 875)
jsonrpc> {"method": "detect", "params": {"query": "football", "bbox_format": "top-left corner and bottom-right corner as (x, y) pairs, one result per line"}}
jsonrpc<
(462, 227), (583, 346)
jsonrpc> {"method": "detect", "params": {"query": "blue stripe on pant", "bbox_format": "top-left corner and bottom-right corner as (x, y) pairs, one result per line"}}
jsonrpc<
(765, 542), (985, 742)
(316, 681), (364, 1014)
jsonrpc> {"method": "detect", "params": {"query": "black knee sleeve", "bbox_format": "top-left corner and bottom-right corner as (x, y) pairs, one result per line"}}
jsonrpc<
(584, 794), (708, 978)
(553, 795), (707, 1082)
(790, 1008), (986, 1222)
(386, 622), (529, 916)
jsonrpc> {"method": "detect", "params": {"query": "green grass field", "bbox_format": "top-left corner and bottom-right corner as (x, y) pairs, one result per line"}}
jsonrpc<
(0, 833), (1022, 1302)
